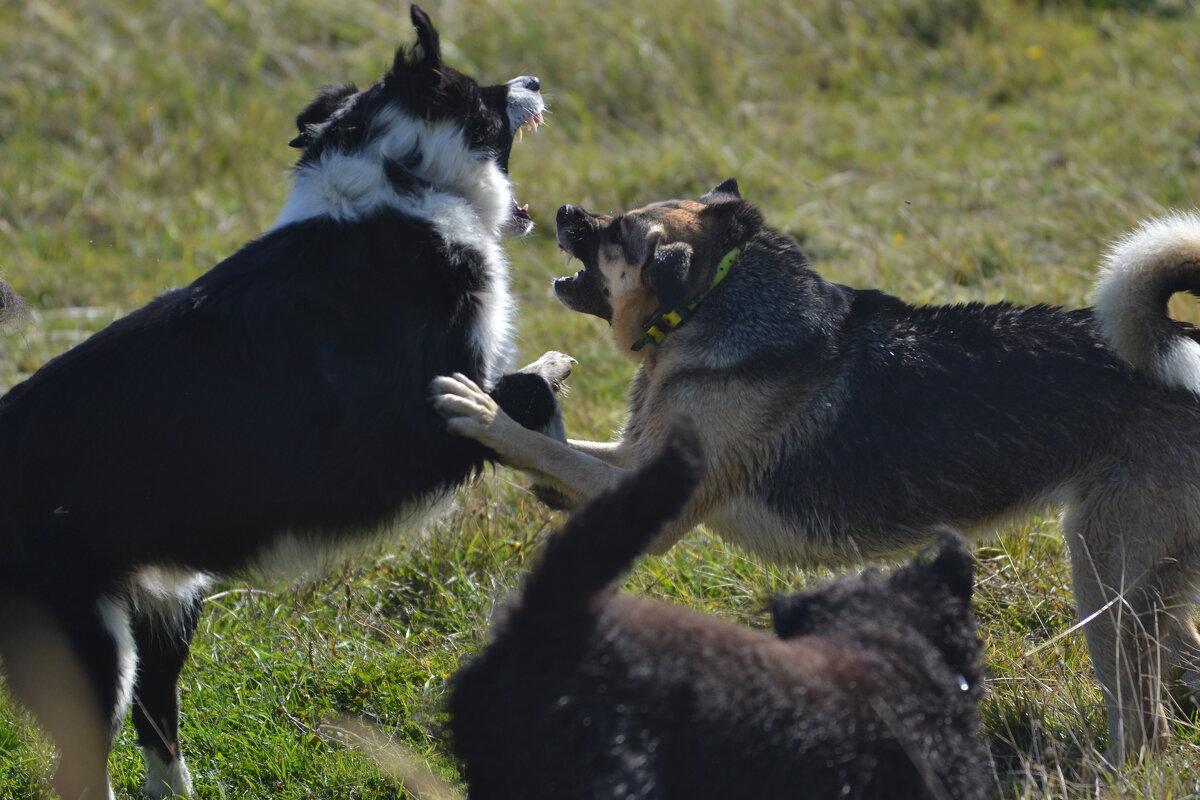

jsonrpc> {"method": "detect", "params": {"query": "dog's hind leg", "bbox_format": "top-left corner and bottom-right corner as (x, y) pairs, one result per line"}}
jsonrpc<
(0, 594), (136, 800)
(1168, 609), (1200, 682)
(131, 584), (205, 799)
(1062, 500), (1185, 763)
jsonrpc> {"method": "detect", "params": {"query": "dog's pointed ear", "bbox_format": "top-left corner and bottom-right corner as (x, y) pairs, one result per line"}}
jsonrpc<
(647, 242), (694, 311)
(391, 4), (444, 77)
(699, 178), (742, 205)
(926, 529), (974, 603)
(290, 83), (357, 148)
(771, 593), (813, 639)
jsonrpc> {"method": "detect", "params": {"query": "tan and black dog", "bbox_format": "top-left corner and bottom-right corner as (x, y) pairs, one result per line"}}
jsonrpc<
(433, 181), (1200, 761)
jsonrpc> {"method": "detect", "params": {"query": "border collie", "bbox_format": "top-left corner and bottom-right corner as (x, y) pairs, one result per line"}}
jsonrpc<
(0, 6), (552, 798)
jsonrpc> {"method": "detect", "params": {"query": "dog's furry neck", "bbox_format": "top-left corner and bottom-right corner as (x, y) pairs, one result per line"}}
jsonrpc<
(270, 109), (515, 386)
(274, 109), (512, 241)
(638, 229), (852, 374)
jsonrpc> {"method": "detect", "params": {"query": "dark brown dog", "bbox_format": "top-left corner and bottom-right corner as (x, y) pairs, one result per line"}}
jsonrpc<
(449, 420), (990, 800)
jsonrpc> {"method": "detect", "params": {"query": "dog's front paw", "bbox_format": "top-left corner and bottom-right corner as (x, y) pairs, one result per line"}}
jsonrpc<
(518, 350), (576, 392)
(431, 373), (501, 441)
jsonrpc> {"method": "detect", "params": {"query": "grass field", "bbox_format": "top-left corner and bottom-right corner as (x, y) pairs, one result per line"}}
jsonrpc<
(3, 0), (1200, 796)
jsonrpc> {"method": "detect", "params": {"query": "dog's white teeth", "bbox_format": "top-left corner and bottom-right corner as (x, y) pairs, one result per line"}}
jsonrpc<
(516, 114), (543, 140)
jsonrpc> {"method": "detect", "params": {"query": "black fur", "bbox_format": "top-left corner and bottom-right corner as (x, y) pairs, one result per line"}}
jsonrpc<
(292, 6), (520, 173)
(490, 372), (558, 433)
(450, 421), (990, 800)
(289, 83), (358, 149)
(525, 187), (1200, 760)
(0, 6), (546, 796)
(1, 214), (505, 582)
(647, 242), (693, 312)
(682, 208), (1200, 560)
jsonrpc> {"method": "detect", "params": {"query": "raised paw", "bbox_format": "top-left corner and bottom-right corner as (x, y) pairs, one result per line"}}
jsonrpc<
(430, 373), (500, 436)
(517, 351), (577, 392)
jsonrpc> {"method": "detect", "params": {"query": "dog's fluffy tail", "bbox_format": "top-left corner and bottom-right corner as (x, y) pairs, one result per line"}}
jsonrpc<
(1094, 210), (1200, 394)
(509, 417), (703, 632)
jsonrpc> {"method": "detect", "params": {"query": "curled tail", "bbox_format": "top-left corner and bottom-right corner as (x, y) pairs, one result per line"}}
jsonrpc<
(508, 416), (703, 633)
(1095, 210), (1200, 394)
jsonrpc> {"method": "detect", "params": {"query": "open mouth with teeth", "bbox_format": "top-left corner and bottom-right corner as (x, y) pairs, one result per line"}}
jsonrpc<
(553, 263), (612, 321)
(512, 112), (545, 219)
(501, 108), (545, 236)
(552, 252), (613, 322)
(552, 206), (615, 321)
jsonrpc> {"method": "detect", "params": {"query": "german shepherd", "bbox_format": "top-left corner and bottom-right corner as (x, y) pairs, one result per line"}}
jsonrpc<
(450, 419), (990, 800)
(433, 181), (1200, 762)
(0, 7), (560, 798)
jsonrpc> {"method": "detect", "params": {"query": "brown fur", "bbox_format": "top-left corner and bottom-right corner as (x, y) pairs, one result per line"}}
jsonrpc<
(433, 183), (1200, 762)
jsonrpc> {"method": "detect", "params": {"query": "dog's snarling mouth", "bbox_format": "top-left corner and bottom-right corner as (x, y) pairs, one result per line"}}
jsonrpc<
(514, 110), (546, 145)
(500, 79), (546, 237)
(507, 112), (543, 227)
(551, 204), (613, 319)
(553, 260), (613, 322)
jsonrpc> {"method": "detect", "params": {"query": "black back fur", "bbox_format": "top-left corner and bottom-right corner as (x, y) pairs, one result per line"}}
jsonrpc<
(663, 192), (1200, 562)
(0, 212), (554, 589)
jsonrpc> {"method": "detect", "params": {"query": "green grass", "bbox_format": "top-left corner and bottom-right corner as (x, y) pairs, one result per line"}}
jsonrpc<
(4, 0), (1200, 796)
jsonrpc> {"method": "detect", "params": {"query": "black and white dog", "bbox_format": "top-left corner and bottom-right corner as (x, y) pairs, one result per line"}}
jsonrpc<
(0, 7), (553, 798)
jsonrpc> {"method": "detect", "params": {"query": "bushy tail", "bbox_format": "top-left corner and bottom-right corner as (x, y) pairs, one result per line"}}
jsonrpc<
(508, 416), (703, 632)
(1094, 210), (1200, 394)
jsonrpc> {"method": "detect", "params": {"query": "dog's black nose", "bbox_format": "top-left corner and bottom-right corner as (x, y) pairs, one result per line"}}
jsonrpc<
(518, 76), (540, 93)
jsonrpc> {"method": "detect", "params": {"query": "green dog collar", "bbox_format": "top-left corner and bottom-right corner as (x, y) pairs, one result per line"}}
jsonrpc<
(631, 247), (741, 352)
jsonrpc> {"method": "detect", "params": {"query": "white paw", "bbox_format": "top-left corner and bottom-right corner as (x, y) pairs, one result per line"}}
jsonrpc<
(430, 373), (501, 440)
(142, 748), (193, 798)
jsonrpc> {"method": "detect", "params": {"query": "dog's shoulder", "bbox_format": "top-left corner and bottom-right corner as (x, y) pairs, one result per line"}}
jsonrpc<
(673, 233), (855, 365)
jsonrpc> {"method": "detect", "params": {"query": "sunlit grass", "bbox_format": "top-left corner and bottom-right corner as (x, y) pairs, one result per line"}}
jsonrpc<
(3, 0), (1200, 796)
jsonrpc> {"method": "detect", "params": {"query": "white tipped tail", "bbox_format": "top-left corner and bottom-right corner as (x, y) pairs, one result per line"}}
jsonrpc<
(1094, 210), (1200, 394)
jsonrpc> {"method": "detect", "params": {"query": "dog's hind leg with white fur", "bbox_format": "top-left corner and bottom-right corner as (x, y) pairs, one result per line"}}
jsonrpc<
(1083, 210), (1200, 760)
